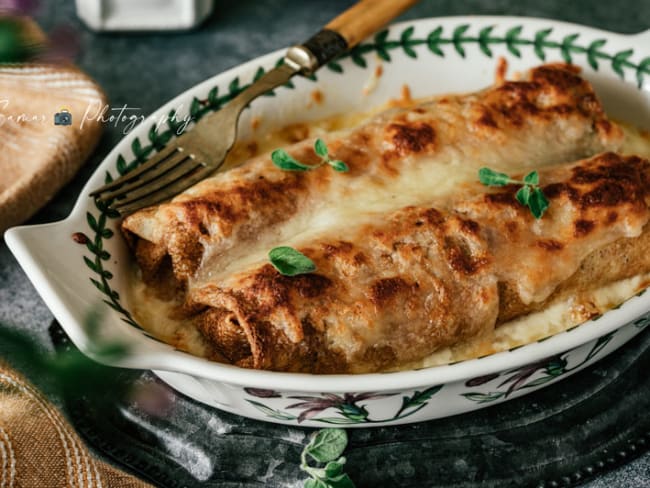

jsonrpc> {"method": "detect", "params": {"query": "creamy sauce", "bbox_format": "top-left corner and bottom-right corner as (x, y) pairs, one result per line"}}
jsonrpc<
(619, 123), (650, 158)
(128, 102), (650, 371)
(129, 272), (209, 356)
(130, 266), (650, 369)
(394, 272), (650, 370)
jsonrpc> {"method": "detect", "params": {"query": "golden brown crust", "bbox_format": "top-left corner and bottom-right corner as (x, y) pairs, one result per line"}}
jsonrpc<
(497, 225), (650, 323)
(189, 153), (650, 373)
(193, 208), (498, 373)
(458, 153), (650, 304)
(122, 63), (623, 282)
(121, 63), (640, 374)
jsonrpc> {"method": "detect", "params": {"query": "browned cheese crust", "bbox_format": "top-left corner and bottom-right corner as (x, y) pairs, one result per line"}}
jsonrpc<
(122, 64), (622, 283)
(120, 63), (646, 374)
(191, 153), (650, 373)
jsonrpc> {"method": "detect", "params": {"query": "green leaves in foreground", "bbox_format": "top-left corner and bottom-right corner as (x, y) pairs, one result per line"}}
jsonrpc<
(0, 310), (131, 398)
(478, 168), (550, 219)
(271, 138), (349, 173)
(0, 18), (41, 63)
(301, 428), (355, 488)
(268, 246), (316, 276)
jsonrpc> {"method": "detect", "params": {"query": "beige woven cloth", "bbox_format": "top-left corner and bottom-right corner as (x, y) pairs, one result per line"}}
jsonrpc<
(0, 18), (151, 487)
(0, 362), (154, 488)
(0, 17), (106, 233)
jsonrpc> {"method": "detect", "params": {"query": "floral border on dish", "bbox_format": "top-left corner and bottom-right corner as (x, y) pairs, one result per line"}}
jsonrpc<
(66, 24), (650, 426)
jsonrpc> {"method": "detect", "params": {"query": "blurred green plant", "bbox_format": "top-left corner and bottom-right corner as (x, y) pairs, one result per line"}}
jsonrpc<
(0, 17), (41, 63)
(0, 309), (131, 397)
(0, 1), (79, 65)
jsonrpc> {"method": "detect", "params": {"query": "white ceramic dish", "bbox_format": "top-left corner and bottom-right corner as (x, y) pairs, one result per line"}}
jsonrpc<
(6, 17), (650, 427)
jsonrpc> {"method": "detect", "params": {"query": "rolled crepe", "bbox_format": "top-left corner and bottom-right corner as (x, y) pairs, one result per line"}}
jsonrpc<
(191, 153), (650, 373)
(121, 63), (637, 373)
(123, 64), (623, 283)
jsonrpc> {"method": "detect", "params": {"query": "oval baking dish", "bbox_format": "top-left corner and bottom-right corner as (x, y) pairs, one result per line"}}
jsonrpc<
(6, 16), (650, 426)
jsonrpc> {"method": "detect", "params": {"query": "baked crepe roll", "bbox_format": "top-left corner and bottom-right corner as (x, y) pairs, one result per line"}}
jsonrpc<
(122, 64), (622, 283)
(191, 153), (650, 373)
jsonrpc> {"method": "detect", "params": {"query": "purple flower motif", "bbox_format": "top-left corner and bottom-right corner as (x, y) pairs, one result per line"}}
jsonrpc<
(244, 387), (281, 398)
(498, 354), (563, 397)
(286, 392), (396, 423)
(465, 373), (500, 387)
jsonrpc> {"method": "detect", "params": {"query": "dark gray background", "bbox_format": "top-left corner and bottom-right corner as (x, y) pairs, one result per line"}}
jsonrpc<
(0, 0), (648, 486)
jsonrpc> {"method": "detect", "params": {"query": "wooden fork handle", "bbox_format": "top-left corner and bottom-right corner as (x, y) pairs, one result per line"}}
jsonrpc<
(326, 0), (419, 47)
(289, 0), (419, 73)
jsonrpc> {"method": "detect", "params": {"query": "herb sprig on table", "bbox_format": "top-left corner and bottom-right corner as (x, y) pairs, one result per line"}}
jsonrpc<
(272, 138), (349, 173)
(478, 168), (550, 219)
(0, 311), (132, 396)
(301, 428), (355, 488)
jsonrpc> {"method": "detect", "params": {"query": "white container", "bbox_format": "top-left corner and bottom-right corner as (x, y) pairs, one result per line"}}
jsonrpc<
(75, 0), (215, 31)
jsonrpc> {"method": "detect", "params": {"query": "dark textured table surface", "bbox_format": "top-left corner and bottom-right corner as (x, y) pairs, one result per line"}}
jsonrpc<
(0, 0), (649, 486)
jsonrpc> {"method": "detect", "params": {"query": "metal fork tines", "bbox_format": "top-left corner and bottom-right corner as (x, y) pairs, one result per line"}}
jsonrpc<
(89, 1), (420, 216)
(90, 142), (216, 215)
(90, 63), (299, 215)
(89, 100), (241, 215)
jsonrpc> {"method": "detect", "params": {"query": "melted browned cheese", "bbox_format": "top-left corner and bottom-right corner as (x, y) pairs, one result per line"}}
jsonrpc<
(123, 64), (622, 283)
(190, 154), (650, 373)
(120, 64), (650, 374)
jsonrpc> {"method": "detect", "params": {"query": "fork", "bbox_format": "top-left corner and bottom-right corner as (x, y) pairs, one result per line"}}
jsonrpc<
(90, 0), (419, 215)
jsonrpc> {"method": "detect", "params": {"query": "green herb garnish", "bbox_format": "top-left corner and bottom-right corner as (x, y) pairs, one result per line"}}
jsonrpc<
(271, 138), (349, 173)
(267, 140), (345, 277)
(268, 246), (316, 276)
(301, 428), (355, 488)
(270, 150), (313, 171)
(478, 168), (550, 219)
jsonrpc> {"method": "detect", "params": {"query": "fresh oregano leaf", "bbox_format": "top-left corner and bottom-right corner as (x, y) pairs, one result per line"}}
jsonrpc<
(479, 167), (550, 219)
(271, 149), (312, 171)
(478, 167), (511, 186)
(324, 458), (345, 477)
(327, 473), (355, 488)
(271, 139), (349, 175)
(300, 430), (355, 488)
(306, 428), (348, 463)
(304, 479), (328, 488)
(528, 187), (550, 219)
(523, 170), (539, 185)
(515, 185), (531, 206)
(314, 138), (329, 158)
(329, 160), (349, 173)
(268, 246), (316, 276)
